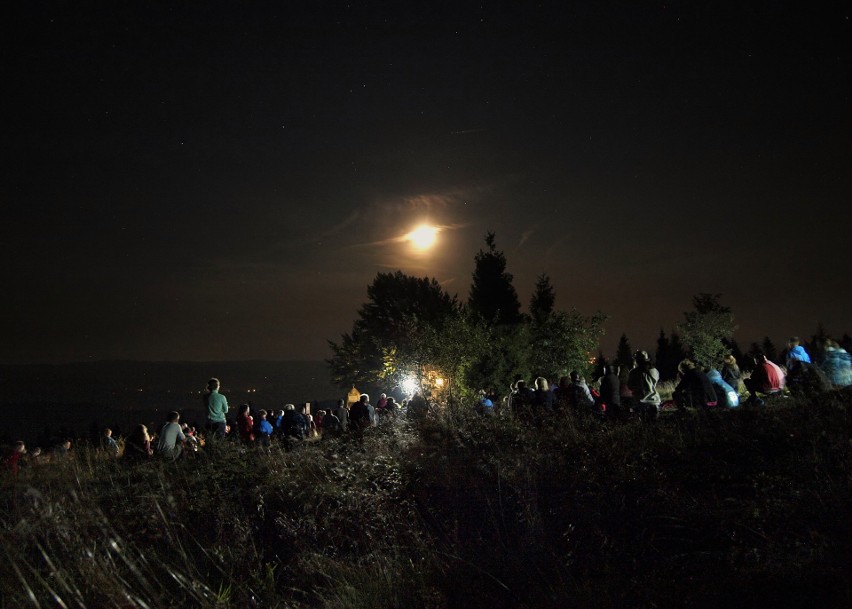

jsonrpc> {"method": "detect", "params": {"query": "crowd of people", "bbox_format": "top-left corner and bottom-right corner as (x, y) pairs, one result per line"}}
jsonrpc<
(5, 337), (852, 474)
(494, 336), (852, 421)
(2, 378), (412, 471)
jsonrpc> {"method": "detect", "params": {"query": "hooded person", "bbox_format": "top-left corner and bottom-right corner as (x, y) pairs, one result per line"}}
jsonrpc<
(627, 351), (661, 420)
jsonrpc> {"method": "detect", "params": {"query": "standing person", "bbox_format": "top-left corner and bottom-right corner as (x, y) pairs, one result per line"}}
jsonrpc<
(314, 410), (325, 435)
(237, 404), (255, 444)
(205, 378), (229, 439)
(335, 398), (350, 432)
(282, 404), (307, 442)
(4, 441), (26, 476)
(533, 377), (554, 413)
(273, 409), (285, 437)
(322, 408), (341, 436)
(375, 393), (388, 420)
(367, 398), (377, 427)
(157, 411), (186, 460)
(509, 380), (534, 415)
(304, 407), (317, 437)
(350, 394), (371, 430)
(627, 351), (661, 420)
(385, 396), (400, 418)
(567, 371), (597, 414)
(257, 409), (274, 446)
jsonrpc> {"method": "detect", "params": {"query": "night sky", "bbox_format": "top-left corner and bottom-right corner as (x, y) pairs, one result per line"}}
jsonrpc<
(3, 1), (850, 364)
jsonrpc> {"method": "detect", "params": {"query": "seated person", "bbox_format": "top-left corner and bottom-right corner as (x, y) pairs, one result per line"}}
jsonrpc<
(673, 360), (718, 409)
(785, 336), (812, 369)
(124, 424), (153, 461)
(627, 351), (661, 419)
(102, 428), (119, 456)
(568, 371), (596, 412)
(598, 364), (622, 417)
(820, 340), (852, 388)
(721, 354), (742, 394)
(706, 368), (739, 408)
(745, 352), (786, 403)
(157, 411), (186, 459)
(786, 359), (830, 396)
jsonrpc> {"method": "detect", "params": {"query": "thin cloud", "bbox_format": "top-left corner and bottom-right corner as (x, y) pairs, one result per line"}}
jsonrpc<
(318, 209), (361, 239)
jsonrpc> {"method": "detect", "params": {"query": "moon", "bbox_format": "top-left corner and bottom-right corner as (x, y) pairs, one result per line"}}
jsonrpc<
(407, 225), (438, 250)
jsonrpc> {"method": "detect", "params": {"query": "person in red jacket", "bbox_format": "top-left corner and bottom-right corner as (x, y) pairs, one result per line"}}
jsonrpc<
(4, 441), (26, 476)
(237, 403), (255, 443)
(745, 352), (786, 404)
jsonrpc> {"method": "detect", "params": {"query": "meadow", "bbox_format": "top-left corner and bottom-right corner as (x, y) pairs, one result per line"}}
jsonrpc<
(3, 392), (851, 608)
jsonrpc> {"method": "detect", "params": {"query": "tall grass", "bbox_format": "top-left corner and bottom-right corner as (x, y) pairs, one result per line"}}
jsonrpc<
(3, 392), (852, 608)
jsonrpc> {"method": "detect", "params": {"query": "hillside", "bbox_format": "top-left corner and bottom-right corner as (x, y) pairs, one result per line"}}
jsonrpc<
(3, 392), (852, 608)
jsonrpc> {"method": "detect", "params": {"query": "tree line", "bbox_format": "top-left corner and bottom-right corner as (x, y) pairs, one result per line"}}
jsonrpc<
(328, 231), (851, 399)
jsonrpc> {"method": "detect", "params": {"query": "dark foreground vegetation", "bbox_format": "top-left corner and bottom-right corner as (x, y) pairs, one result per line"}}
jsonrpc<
(3, 394), (852, 609)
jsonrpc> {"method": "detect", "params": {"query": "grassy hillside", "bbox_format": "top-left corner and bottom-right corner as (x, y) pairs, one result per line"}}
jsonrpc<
(3, 393), (851, 608)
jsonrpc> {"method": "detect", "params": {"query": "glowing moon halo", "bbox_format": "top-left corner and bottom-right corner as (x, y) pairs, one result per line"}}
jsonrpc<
(407, 225), (438, 250)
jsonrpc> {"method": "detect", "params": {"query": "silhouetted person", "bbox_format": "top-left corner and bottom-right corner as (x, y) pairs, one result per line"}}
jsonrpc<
(124, 424), (153, 461)
(350, 393), (371, 430)
(786, 360), (830, 396)
(628, 351), (661, 420)
(673, 360), (718, 409)
(598, 364), (622, 418)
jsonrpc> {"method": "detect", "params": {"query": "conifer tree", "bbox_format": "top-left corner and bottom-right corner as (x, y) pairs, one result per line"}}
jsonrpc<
(656, 329), (688, 380)
(761, 336), (779, 363)
(615, 333), (633, 370)
(468, 231), (522, 326)
(529, 274), (556, 325)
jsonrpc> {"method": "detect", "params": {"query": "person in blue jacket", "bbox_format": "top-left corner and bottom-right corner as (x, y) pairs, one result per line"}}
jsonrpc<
(785, 337), (812, 369)
(706, 368), (739, 408)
